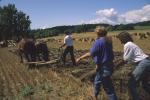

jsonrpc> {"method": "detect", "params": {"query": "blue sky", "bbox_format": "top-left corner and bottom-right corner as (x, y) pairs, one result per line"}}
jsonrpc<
(0, 0), (150, 29)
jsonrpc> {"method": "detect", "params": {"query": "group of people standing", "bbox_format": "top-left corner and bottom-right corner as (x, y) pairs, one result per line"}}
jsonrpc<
(60, 27), (150, 100)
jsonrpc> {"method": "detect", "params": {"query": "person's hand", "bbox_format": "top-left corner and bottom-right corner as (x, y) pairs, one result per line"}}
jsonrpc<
(95, 65), (100, 72)
(76, 58), (81, 63)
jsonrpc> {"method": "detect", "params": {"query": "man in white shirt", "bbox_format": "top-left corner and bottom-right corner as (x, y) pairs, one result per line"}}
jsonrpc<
(118, 31), (150, 100)
(60, 31), (76, 66)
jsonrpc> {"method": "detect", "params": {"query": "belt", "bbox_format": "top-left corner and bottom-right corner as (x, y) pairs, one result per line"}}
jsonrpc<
(146, 57), (150, 60)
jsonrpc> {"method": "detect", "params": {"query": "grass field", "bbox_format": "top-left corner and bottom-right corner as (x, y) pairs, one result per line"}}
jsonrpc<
(45, 29), (150, 52)
(134, 26), (150, 30)
(0, 29), (150, 100)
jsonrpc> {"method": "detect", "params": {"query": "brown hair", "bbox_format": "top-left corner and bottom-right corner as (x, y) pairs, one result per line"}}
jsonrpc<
(95, 26), (107, 37)
(117, 31), (133, 44)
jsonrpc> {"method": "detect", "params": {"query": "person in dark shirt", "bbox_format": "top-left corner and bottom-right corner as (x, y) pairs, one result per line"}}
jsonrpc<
(76, 26), (117, 100)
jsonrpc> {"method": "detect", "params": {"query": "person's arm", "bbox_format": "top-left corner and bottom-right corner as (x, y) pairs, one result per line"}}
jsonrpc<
(76, 52), (91, 62)
(60, 37), (66, 48)
(89, 40), (99, 58)
(76, 40), (98, 63)
(60, 43), (66, 48)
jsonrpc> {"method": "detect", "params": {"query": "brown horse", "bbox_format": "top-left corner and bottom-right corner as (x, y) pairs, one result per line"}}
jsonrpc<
(18, 38), (49, 63)
(18, 37), (36, 63)
(35, 40), (49, 61)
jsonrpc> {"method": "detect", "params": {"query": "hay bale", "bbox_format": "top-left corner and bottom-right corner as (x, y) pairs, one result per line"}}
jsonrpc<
(90, 38), (95, 43)
(133, 33), (138, 36)
(139, 33), (147, 39)
(146, 32), (150, 36)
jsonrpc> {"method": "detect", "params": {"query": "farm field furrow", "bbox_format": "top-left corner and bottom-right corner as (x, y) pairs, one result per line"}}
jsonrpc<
(0, 33), (150, 100)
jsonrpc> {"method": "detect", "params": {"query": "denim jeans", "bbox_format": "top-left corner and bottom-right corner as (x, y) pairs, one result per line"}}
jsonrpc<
(128, 58), (150, 100)
(94, 62), (118, 100)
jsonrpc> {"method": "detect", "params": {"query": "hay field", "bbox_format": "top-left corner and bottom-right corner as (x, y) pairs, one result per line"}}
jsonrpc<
(46, 29), (150, 52)
(0, 29), (150, 100)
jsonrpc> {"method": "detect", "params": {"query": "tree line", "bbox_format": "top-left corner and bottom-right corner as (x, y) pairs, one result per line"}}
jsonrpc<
(32, 21), (150, 39)
(0, 4), (31, 41)
(31, 24), (110, 38)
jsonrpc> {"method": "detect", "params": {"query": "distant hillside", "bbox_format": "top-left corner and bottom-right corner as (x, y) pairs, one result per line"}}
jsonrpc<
(31, 23), (109, 38)
(127, 21), (150, 30)
(31, 21), (150, 38)
(128, 21), (150, 26)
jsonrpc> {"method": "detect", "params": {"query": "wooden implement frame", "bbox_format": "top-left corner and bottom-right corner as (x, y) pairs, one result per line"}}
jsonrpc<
(79, 69), (96, 81)
(25, 59), (59, 65)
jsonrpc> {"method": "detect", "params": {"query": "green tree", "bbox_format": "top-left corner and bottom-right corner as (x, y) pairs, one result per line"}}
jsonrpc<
(0, 4), (31, 41)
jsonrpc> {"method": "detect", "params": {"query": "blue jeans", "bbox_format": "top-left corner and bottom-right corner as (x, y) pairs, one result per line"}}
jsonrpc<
(128, 58), (150, 100)
(94, 62), (117, 100)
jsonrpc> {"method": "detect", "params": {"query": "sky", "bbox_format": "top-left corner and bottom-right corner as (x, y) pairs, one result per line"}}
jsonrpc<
(0, 0), (150, 29)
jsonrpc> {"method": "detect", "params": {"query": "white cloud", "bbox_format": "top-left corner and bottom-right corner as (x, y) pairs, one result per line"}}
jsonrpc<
(88, 18), (117, 25)
(80, 4), (150, 25)
(120, 4), (150, 24)
(96, 8), (117, 18)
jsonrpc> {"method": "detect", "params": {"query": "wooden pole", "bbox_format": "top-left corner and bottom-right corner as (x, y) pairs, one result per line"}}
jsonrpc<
(25, 59), (59, 65)
(79, 69), (96, 81)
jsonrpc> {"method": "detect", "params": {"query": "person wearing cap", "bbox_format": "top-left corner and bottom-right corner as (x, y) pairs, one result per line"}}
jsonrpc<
(60, 31), (76, 66)
(117, 31), (150, 100)
(76, 26), (118, 100)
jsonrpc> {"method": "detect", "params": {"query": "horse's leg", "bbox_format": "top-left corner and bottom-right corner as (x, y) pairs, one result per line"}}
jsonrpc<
(18, 50), (23, 63)
(24, 52), (30, 62)
(20, 53), (23, 63)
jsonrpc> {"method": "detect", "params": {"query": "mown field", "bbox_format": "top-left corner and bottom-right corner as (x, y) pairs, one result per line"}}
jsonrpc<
(0, 29), (150, 100)
(46, 29), (150, 52)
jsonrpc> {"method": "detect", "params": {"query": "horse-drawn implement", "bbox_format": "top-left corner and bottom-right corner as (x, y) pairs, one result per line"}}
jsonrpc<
(9, 47), (64, 67)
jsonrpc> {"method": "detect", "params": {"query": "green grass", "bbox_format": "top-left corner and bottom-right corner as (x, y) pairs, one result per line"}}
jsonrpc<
(20, 85), (34, 97)
(134, 26), (150, 30)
